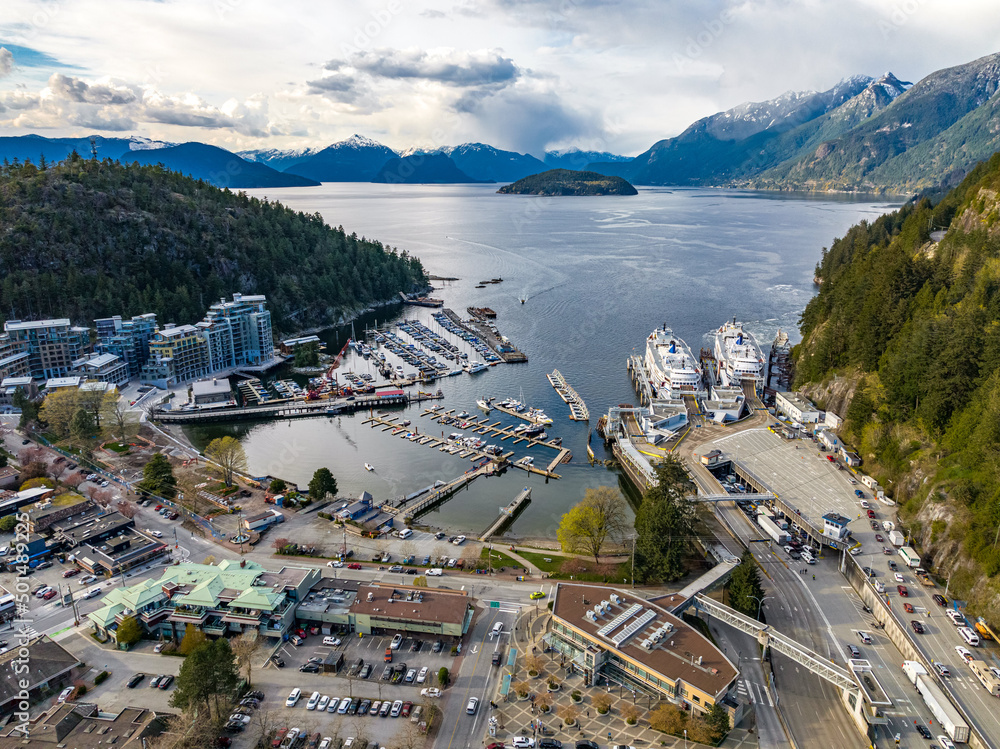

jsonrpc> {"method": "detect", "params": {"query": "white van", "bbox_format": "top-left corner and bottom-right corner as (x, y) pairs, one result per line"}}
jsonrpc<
(959, 627), (981, 646)
(425, 568), (443, 576)
(491, 622), (504, 638)
(285, 688), (301, 707)
(398, 528), (413, 540)
(306, 691), (321, 710)
(873, 580), (885, 594)
(801, 550), (815, 564)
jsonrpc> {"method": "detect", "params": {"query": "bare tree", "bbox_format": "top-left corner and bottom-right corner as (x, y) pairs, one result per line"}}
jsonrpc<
(116, 500), (137, 519)
(395, 718), (424, 749)
(109, 398), (136, 444)
(231, 632), (262, 686)
(248, 704), (281, 749)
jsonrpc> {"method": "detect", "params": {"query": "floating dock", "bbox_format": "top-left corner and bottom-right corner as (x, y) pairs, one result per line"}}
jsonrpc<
(442, 309), (527, 363)
(490, 402), (551, 425)
(479, 487), (532, 541)
(546, 370), (589, 421)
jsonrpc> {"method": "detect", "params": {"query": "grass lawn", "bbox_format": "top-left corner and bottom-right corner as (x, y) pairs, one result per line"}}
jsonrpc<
(104, 442), (130, 453)
(518, 549), (631, 583)
(479, 547), (521, 569)
(51, 492), (86, 507)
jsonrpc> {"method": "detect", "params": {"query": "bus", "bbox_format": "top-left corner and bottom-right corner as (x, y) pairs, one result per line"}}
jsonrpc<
(968, 660), (1000, 697)
(898, 546), (920, 568)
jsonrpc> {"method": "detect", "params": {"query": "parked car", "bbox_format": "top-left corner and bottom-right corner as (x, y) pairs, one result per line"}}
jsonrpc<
(158, 675), (174, 689)
(150, 675), (164, 688)
(390, 700), (404, 717)
(932, 594), (948, 606)
(511, 739), (535, 749)
(62, 568), (81, 578)
(127, 673), (145, 688)
(390, 633), (403, 650)
(420, 688), (441, 698)
(401, 701), (413, 718)
(323, 636), (341, 646)
(42, 589), (58, 600)
(57, 686), (74, 703)
(299, 663), (320, 673)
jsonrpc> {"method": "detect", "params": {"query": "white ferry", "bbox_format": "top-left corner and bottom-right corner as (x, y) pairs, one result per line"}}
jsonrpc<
(644, 325), (702, 395)
(714, 317), (765, 391)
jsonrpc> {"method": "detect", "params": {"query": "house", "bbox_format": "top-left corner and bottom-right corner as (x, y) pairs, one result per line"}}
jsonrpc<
(337, 491), (374, 521)
(818, 431), (839, 451)
(243, 509), (284, 532)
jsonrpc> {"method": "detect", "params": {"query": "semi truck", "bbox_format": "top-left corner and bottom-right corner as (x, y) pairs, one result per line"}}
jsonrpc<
(914, 673), (971, 742)
(902, 660), (928, 685)
(888, 530), (906, 547)
(758, 515), (789, 545)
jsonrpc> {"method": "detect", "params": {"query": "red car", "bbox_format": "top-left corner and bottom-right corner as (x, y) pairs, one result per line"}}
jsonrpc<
(875, 534), (884, 543)
(347, 563), (362, 570)
(154, 505), (163, 511)
(867, 509), (876, 518)
(903, 602), (914, 613)
(826, 455), (835, 462)
(295, 629), (307, 639)
(897, 585), (908, 597)
(42, 589), (58, 600)
(401, 701), (413, 718)
(271, 728), (288, 748)
(62, 568), (81, 578)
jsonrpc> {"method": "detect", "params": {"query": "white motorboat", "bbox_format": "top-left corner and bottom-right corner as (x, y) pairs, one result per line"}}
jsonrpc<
(364, 463), (375, 472)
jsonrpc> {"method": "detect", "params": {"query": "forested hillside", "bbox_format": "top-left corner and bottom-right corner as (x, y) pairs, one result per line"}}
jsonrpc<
(0, 154), (425, 334)
(794, 152), (1000, 619)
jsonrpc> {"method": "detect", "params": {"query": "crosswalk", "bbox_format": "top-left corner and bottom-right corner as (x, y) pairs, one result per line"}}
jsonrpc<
(736, 678), (772, 706)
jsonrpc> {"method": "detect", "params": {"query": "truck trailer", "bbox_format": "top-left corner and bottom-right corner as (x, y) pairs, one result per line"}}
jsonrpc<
(888, 530), (905, 547)
(914, 673), (971, 742)
(902, 660), (928, 685)
(898, 546), (920, 568)
(758, 515), (789, 545)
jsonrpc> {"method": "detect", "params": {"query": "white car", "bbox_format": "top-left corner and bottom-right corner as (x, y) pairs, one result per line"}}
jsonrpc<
(57, 686), (74, 703)
(893, 573), (904, 583)
(511, 738), (535, 748)
(82, 587), (102, 599)
(390, 633), (403, 650)
(947, 610), (965, 626)
(323, 636), (341, 646)
(228, 714), (251, 727)
(417, 666), (428, 683)
(935, 663), (951, 677)
(319, 740), (333, 749)
(955, 645), (974, 663)
(146, 529), (163, 538)
(466, 696), (478, 714)
(317, 695), (330, 712)
(420, 688), (441, 698)
(285, 689), (301, 707)
(327, 560), (343, 568)
(306, 691), (321, 710)
(337, 697), (352, 714)
(79, 575), (99, 585)
(390, 700), (404, 717)
(938, 737), (956, 749)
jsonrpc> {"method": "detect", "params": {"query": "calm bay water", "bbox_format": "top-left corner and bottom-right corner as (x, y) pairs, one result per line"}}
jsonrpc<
(186, 184), (898, 538)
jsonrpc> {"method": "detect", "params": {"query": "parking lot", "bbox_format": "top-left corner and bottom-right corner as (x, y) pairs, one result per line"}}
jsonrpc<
(246, 630), (461, 748)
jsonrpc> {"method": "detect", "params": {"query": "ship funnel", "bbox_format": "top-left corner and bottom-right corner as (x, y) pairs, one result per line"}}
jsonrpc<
(669, 341), (676, 354)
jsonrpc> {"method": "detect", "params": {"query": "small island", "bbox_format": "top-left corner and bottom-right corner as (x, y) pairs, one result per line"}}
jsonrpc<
(497, 168), (638, 196)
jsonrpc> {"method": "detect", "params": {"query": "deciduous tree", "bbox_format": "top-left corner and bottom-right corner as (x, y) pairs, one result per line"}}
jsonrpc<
(649, 703), (686, 735)
(205, 436), (247, 487)
(178, 623), (207, 656)
(557, 486), (628, 562)
(39, 389), (80, 438)
(231, 631), (262, 687)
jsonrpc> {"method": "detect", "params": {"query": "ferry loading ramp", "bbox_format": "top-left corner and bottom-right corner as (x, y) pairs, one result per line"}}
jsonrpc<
(699, 428), (869, 549)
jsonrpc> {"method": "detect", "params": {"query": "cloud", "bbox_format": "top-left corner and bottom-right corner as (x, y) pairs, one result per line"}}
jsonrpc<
(325, 47), (519, 87)
(0, 48), (13, 78)
(47, 73), (137, 105)
(142, 90), (273, 136)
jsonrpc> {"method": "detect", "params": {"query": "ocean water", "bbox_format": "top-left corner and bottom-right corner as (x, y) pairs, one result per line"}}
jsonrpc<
(186, 184), (898, 537)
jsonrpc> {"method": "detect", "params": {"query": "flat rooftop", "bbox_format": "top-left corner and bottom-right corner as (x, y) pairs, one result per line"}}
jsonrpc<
(705, 427), (863, 538)
(553, 584), (737, 698)
(298, 580), (360, 615)
(350, 585), (470, 626)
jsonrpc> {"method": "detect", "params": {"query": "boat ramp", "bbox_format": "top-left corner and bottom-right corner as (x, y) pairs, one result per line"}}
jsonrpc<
(546, 369), (589, 421)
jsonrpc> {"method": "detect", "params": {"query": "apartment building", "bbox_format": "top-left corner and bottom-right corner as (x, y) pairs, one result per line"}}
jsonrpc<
(141, 324), (211, 385)
(95, 313), (158, 378)
(0, 319), (91, 379)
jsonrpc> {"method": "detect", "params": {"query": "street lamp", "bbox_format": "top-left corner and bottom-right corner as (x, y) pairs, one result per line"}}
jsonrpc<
(749, 595), (772, 621)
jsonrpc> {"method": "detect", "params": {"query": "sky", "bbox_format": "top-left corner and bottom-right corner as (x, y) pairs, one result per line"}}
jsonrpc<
(0, 0), (998, 157)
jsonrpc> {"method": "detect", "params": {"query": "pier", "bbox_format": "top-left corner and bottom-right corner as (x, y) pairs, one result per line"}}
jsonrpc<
(151, 391), (443, 424)
(422, 408), (571, 475)
(546, 369), (590, 421)
(489, 402), (550, 425)
(441, 308), (527, 363)
(479, 487), (532, 541)
(627, 355), (656, 405)
(400, 465), (494, 521)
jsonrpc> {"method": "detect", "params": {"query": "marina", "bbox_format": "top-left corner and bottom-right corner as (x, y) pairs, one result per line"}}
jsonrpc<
(546, 369), (590, 421)
(439, 308), (528, 363)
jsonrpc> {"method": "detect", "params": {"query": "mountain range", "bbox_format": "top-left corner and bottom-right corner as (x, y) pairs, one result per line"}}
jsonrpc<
(4, 50), (999, 193)
(590, 51), (1000, 193)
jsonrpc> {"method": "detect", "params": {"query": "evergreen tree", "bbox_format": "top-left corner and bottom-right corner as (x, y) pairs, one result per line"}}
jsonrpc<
(728, 550), (766, 619)
(634, 457), (697, 583)
(308, 467), (338, 500)
(170, 638), (240, 715)
(704, 702), (731, 742)
(116, 615), (142, 647)
(139, 453), (177, 499)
